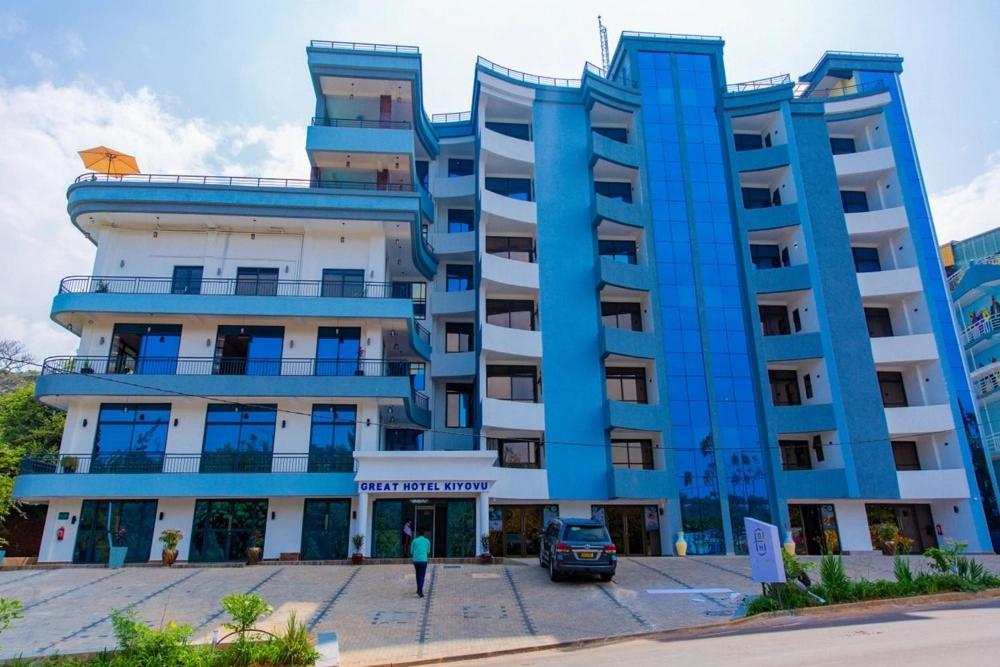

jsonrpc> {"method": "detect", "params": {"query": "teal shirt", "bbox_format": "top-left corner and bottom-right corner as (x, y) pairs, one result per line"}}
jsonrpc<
(410, 535), (431, 562)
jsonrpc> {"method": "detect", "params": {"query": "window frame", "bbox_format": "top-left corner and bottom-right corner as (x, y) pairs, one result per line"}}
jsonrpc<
(605, 366), (648, 404)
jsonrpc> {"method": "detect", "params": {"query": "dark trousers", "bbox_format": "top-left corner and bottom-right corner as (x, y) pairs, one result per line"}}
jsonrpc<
(413, 561), (428, 594)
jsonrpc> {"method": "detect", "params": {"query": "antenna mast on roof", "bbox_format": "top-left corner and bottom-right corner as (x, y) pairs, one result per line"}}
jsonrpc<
(598, 15), (610, 71)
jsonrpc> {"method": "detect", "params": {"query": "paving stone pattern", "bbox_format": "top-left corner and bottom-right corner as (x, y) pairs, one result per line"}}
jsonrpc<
(2, 554), (999, 666)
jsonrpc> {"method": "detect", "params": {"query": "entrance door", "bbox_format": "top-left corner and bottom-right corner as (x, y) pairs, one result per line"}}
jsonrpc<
(73, 499), (157, 564)
(189, 499), (268, 562)
(300, 499), (351, 560)
(600, 506), (660, 556)
(414, 506), (435, 549)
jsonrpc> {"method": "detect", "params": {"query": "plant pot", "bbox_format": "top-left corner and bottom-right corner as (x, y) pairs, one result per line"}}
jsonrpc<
(108, 546), (128, 569)
(246, 547), (262, 565)
(783, 533), (797, 556)
(0, 550), (6, 568)
(478, 553), (493, 564)
(674, 531), (688, 557)
(351, 553), (364, 565)
(161, 548), (178, 567)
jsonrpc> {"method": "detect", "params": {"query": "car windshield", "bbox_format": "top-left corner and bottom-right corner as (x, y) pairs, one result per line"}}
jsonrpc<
(564, 526), (609, 542)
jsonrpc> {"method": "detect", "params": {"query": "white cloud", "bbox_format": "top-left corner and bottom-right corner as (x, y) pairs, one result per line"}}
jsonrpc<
(26, 50), (55, 73)
(931, 151), (1000, 244)
(0, 81), (308, 361)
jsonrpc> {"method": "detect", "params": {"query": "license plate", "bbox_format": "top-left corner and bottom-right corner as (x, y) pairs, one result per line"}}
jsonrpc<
(577, 551), (597, 559)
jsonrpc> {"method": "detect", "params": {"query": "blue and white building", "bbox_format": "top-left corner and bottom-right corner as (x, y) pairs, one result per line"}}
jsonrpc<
(16, 33), (1000, 564)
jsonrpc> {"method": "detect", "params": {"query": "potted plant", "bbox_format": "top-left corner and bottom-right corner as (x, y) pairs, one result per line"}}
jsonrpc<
(60, 456), (79, 474)
(0, 536), (8, 569)
(80, 362), (95, 375)
(246, 531), (264, 565)
(108, 527), (128, 569)
(478, 533), (493, 564)
(159, 528), (183, 567)
(94, 280), (110, 293)
(351, 534), (365, 564)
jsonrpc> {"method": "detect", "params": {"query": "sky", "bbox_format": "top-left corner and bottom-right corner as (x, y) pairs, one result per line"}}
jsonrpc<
(1, 0), (999, 361)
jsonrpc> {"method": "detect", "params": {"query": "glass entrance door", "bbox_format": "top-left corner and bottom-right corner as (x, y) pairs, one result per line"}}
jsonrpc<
(599, 506), (661, 556)
(190, 499), (268, 562)
(493, 506), (544, 557)
(300, 499), (350, 560)
(73, 499), (157, 564)
(414, 506), (435, 548)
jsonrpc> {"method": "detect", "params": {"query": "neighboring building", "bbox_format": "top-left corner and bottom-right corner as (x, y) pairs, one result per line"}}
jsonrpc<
(16, 33), (1000, 564)
(943, 227), (1000, 486)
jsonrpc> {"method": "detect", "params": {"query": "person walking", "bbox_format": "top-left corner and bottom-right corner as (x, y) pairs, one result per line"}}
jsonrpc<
(410, 529), (431, 597)
(402, 520), (413, 555)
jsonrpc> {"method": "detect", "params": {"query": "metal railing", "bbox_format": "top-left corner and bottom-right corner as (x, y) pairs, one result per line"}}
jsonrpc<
(726, 73), (792, 93)
(972, 367), (1000, 399)
(73, 172), (416, 192)
(59, 275), (419, 300)
(414, 321), (431, 345)
(583, 62), (638, 89)
(620, 30), (722, 41)
(311, 116), (412, 129)
(961, 313), (1000, 346)
(413, 391), (429, 410)
(20, 451), (355, 475)
(42, 355), (422, 378)
(477, 56), (581, 88)
(309, 40), (419, 53)
(796, 79), (888, 99)
(431, 111), (471, 123)
(983, 433), (1000, 458)
(948, 254), (1000, 291)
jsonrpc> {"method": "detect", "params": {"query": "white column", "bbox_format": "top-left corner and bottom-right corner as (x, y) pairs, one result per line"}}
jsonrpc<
(478, 491), (490, 555)
(356, 492), (369, 557)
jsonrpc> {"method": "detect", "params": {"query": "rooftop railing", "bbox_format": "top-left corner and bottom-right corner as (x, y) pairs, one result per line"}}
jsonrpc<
(59, 275), (418, 300)
(620, 30), (722, 41)
(73, 172), (416, 192)
(42, 355), (422, 378)
(309, 40), (419, 53)
(477, 56), (581, 88)
(311, 116), (412, 129)
(583, 61), (638, 89)
(726, 73), (792, 93)
(430, 111), (472, 123)
(796, 79), (888, 99)
(20, 451), (355, 475)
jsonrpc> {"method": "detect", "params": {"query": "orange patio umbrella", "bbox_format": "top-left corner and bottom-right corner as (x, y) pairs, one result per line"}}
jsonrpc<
(77, 146), (140, 176)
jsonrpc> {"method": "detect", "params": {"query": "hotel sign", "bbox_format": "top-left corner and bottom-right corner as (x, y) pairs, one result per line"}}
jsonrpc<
(358, 480), (492, 493)
(744, 517), (785, 584)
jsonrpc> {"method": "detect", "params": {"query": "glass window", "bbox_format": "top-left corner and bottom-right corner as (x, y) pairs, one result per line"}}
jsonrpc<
(235, 267), (279, 296)
(829, 137), (857, 155)
(486, 365), (538, 402)
(171, 266), (203, 295)
(410, 362), (426, 391)
(803, 373), (814, 399)
(496, 439), (542, 469)
(741, 187), (772, 209)
(611, 439), (653, 470)
(190, 499), (268, 563)
(321, 269), (364, 297)
(108, 323), (181, 375)
(415, 161), (429, 190)
(594, 181), (632, 203)
(384, 428), (425, 451)
(605, 366), (648, 403)
(749, 244), (781, 269)
(734, 133), (764, 151)
(563, 525), (611, 542)
(841, 190), (870, 214)
(878, 371), (908, 407)
(485, 177), (532, 201)
(758, 305), (790, 336)
(92, 404), (171, 473)
(486, 236), (534, 262)
(485, 121), (531, 140)
(792, 308), (802, 332)
(446, 264), (473, 292)
(593, 126), (628, 143)
(447, 158), (474, 177)
(865, 308), (894, 338)
(486, 299), (535, 330)
(598, 239), (638, 264)
(201, 404), (277, 472)
(601, 302), (642, 331)
(315, 327), (361, 376)
(73, 499), (158, 564)
(446, 383), (472, 428)
(448, 209), (474, 233)
(445, 322), (473, 353)
(308, 405), (355, 472)
(769, 369), (801, 406)
(779, 440), (812, 470)
(891, 441), (921, 471)
(852, 247), (882, 273)
(215, 325), (286, 376)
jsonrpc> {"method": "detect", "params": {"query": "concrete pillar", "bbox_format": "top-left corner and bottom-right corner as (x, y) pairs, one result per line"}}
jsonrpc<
(356, 492), (369, 557)
(477, 491), (490, 555)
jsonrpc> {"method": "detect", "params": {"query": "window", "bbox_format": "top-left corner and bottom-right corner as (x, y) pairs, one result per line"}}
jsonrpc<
(779, 440), (812, 471)
(852, 247), (882, 273)
(594, 181), (633, 203)
(611, 439), (653, 470)
(792, 308), (802, 332)
(733, 133), (764, 152)
(415, 161), (429, 190)
(446, 264), (473, 291)
(485, 177), (532, 201)
(409, 362), (425, 391)
(891, 441), (921, 471)
(598, 239), (638, 264)
(495, 439), (542, 469)
(865, 308), (894, 338)
(447, 158), (474, 177)
(769, 369), (801, 406)
(447, 209), (474, 233)
(108, 323), (182, 374)
(486, 365), (538, 402)
(486, 236), (534, 262)
(214, 325), (283, 375)
(171, 266), (203, 295)
(878, 371), (908, 407)
(593, 126), (628, 143)
(321, 269), (364, 297)
(384, 429), (425, 451)
(446, 383), (472, 427)
(486, 299), (535, 330)
(235, 267), (279, 296)
(92, 404), (171, 472)
(749, 244), (781, 269)
(841, 190), (870, 214)
(201, 404), (277, 472)
(759, 305), (790, 336)
(602, 302), (642, 331)
(410, 282), (427, 319)
(605, 366), (648, 403)
(830, 137), (857, 155)
(741, 187), (772, 209)
(485, 121), (531, 140)
(812, 435), (825, 462)
(309, 405), (356, 471)
(803, 373), (814, 399)
(445, 322), (473, 353)
(315, 327), (361, 376)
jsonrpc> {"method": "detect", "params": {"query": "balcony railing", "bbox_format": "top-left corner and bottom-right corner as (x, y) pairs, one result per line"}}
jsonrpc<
(309, 40), (419, 53)
(73, 172), (416, 192)
(20, 451), (355, 475)
(983, 433), (1000, 458)
(311, 116), (412, 130)
(961, 313), (1000, 346)
(431, 111), (471, 123)
(42, 355), (422, 378)
(795, 79), (888, 99)
(948, 253), (1000, 291)
(583, 62), (638, 89)
(973, 367), (1000, 399)
(726, 73), (792, 93)
(478, 56), (580, 88)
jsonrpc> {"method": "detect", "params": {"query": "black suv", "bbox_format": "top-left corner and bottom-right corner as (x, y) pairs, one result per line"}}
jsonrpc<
(539, 518), (616, 582)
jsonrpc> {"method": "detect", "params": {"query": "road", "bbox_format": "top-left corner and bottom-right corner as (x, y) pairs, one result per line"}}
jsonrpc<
(446, 598), (1000, 667)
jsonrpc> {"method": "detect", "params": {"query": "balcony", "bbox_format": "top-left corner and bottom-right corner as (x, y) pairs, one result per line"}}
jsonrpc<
(480, 189), (537, 229)
(590, 131), (639, 169)
(761, 332), (823, 362)
(845, 206), (908, 238)
(433, 174), (476, 199)
(733, 144), (790, 174)
(481, 323), (542, 359)
(972, 365), (1000, 401)
(482, 252), (539, 290)
(606, 400), (662, 431)
(609, 468), (672, 499)
(961, 313), (1000, 349)
(779, 468), (849, 499)
(598, 256), (652, 293)
(856, 266), (922, 298)
(429, 290), (475, 315)
(753, 264), (811, 294)
(306, 117), (414, 156)
(741, 202), (801, 232)
(769, 403), (837, 434)
(482, 397), (545, 431)
(869, 333), (939, 365)
(884, 404), (955, 436)
(601, 326), (658, 360)
(833, 146), (895, 178)
(430, 351), (475, 378)
(481, 127), (534, 164)
(430, 231), (475, 256)
(593, 194), (644, 229)
(896, 469), (971, 499)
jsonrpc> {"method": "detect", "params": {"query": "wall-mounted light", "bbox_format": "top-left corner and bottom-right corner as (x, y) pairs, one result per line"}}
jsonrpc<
(173, 418), (179, 427)
(99, 336), (105, 345)
(120, 259), (125, 268)
(352, 510), (357, 520)
(152, 231), (158, 238)
(366, 337), (372, 346)
(271, 511), (276, 520)
(365, 418), (372, 427)
(390, 330), (397, 337)
(82, 418), (88, 427)
(289, 340), (295, 349)
(250, 233), (256, 240)
(281, 420), (286, 429)
(159, 512), (165, 521)
(953, 505), (960, 514)
(206, 338), (212, 347)
(216, 267), (222, 276)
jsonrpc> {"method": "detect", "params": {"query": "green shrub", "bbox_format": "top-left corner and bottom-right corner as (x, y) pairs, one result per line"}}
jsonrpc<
(109, 609), (201, 667)
(220, 592), (273, 637)
(893, 555), (914, 584)
(818, 555), (850, 603)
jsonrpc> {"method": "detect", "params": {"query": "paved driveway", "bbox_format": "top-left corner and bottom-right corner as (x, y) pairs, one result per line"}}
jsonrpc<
(1, 554), (998, 666)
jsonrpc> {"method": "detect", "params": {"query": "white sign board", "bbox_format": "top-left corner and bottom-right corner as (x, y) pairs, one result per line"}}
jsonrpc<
(744, 518), (785, 584)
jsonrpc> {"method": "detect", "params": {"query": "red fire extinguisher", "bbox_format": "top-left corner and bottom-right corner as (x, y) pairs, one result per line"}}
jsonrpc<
(936, 523), (943, 536)
(56, 527), (65, 541)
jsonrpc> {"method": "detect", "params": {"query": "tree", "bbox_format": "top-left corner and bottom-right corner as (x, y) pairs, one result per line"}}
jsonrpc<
(0, 340), (32, 373)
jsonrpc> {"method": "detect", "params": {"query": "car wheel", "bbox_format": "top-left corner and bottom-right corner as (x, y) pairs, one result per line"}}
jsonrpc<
(599, 572), (613, 582)
(549, 556), (562, 582)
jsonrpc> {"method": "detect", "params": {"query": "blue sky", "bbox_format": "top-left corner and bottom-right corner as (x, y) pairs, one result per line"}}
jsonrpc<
(1, 0), (999, 358)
